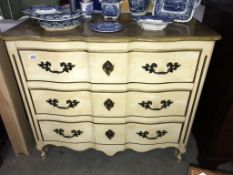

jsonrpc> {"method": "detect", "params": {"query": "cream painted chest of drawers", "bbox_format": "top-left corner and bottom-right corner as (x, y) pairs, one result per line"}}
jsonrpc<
(2, 16), (220, 160)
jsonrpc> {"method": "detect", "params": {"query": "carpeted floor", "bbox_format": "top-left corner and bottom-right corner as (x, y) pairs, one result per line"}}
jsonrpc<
(0, 134), (232, 175)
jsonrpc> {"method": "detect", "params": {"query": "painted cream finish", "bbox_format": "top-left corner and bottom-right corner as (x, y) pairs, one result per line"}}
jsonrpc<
(6, 40), (215, 159)
(30, 89), (190, 117)
(39, 121), (182, 145)
(19, 50), (89, 82)
(39, 121), (94, 143)
(126, 123), (182, 144)
(89, 53), (128, 83)
(30, 90), (92, 116)
(128, 51), (200, 83)
(125, 91), (190, 117)
(19, 49), (200, 84)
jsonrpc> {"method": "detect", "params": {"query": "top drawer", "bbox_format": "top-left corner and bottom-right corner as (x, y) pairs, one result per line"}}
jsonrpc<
(18, 50), (201, 84)
(18, 50), (90, 82)
(128, 51), (201, 84)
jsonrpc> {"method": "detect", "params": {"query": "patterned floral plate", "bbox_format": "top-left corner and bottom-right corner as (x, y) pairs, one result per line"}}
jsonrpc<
(89, 22), (124, 33)
(33, 10), (82, 21)
(33, 11), (82, 31)
(153, 0), (201, 22)
(132, 15), (173, 22)
(132, 15), (171, 31)
(22, 5), (65, 16)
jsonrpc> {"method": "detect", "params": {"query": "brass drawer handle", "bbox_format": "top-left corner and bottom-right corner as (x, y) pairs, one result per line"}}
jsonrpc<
(47, 98), (79, 109)
(142, 62), (181, 75)
(53, 128), (83, 138)
(139, 100), (173, 111)
(137, 130), (167, 140)
(38, 61), (75, 74)
(102, 60), (114, 76)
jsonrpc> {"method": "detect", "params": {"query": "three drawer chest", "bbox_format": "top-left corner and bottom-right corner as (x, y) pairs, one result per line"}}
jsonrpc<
(1, 15), (220, 160)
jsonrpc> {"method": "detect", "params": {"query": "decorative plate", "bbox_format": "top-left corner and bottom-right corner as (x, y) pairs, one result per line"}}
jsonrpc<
(139, 20), (170, 31)
(133, 15), (170, 31)
(33, 10), (82, 21)
(34, 11), (82, 31)
(153, 0), (196, 22)
(89, 22), (124, 33)
(101, 0), (122, 3)
(22, 5), (65, 16)
(132, 15), (173, 22)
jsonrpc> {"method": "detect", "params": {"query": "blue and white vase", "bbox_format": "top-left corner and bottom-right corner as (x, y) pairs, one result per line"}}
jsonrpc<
(128, 0), (150, 16)
(101, 0), (122, 20)
(80, 1), (94, 18)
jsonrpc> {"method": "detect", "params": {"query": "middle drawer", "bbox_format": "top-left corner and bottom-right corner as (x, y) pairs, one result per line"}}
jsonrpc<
(29, 90), (190, 117)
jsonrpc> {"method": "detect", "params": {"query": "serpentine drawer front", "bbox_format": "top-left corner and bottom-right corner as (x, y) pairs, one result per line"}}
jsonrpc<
(39, 121), (94, 143)
(19, 50), (89, 82)
(18, 50), (200, 84)
(30, 90), (190, 117)
(5, 23), (219, 159)
(39, 121), (182, 145)
(128, 51), (200, 83)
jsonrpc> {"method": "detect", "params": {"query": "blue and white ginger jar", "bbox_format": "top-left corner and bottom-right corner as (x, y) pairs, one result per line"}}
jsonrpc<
(101, 0), (123, 20)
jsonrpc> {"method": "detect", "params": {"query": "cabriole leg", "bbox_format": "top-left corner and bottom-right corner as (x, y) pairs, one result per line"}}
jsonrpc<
(36, 145), (47, 160)
(175, 148), (185, 162)
(40, 149), (46, 160)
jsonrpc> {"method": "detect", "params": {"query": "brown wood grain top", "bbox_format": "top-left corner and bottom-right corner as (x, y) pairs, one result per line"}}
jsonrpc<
(1, 14), (221, 42)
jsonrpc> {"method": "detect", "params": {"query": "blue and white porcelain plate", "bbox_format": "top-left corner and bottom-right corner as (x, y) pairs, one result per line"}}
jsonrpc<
(101, 0), (122, 3)
(33, 10), (82, 21)
(35, 11), (82, 31)
(22, 5), (65, 16)
(132, 15), (170, 31)
(153, 0), (196, 22)
(89, 22), (124, 33)
(132, 15), (173, 22)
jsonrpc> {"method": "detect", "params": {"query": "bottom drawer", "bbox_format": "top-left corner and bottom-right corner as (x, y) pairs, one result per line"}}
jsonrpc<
(126, 123), (182, 144)
(39, 121), (182, 145)
(39, 121), (94, 143)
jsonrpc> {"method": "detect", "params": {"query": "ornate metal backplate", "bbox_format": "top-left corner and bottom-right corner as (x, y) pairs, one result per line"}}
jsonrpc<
(139, 100), (173, 110)
(104, 98), (115, 111)
(53, 128), (83, 138)
(47, 98), (79, 109)
(105, 129), (115, 140)
(142, 62), (181, 75)
(137, 130), (167, 140)
(102, 60), (114, 76)
(38, 61), (75, 74)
